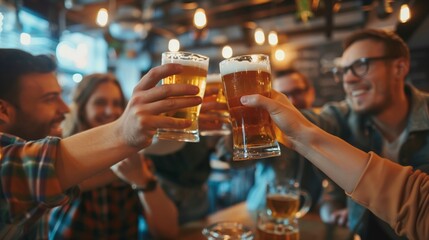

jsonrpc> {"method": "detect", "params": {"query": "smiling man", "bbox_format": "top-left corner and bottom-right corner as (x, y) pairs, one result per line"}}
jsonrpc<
(0, 49), (203, 239)
(302, 29), (429, 240)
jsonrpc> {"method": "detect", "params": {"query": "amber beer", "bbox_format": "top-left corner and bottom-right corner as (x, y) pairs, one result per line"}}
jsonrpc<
(156, 52), (208, 142)
(266, 194), (300, 219)
(199, 74), (231, 136)
(219, 54), (281, 160)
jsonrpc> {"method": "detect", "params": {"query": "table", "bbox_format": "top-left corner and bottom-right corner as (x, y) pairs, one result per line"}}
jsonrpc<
(178, 202), (350, 240)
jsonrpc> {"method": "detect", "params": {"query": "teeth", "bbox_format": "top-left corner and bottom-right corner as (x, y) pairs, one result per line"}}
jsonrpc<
(351, 89), (366, 97)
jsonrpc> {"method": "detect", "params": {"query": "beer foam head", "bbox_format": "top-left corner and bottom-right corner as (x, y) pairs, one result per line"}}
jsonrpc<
(162, 52), (209, 70)
(219, 54), (271, 76)
(206, 73), (222, 83)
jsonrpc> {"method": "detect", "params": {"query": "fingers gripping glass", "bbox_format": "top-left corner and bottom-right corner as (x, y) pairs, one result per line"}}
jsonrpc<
(332, 56), (397, 83)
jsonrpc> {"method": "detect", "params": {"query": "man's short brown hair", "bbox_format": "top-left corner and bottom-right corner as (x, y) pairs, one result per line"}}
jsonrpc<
(344, 29), (410, 61)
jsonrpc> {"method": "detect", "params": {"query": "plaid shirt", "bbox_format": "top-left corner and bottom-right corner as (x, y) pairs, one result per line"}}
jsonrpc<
(0, 133), (78, 239)
(49, 181), (143, 239)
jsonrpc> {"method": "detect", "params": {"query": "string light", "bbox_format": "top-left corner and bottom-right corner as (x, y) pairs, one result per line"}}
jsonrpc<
(268, 31), (278, 46)
(254, 28), (265, 45)
(399, 4), (411, 23)
(168, 38), (180, 52)
(96, 8), (109, 27)
(193, 8), (207, 29)
(222, 45), (233, 59)
(275, 49), (285, 61)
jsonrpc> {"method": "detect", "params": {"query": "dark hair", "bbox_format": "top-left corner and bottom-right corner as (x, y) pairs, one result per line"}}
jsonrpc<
(274, 68), (311, 89)
(343, 29), (410, 61)
(0, 48), (57, 105)
(63, 73), (127, 137)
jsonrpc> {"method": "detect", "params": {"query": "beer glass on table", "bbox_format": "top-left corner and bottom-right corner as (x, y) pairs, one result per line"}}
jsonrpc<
(219, 54), (281, 161)
(155, 51), (209, 142)
(202, 221), (254, 240)
(257, 211), (299, 240)
(266, 179), (311, 219)
(199, 73), (231, 136)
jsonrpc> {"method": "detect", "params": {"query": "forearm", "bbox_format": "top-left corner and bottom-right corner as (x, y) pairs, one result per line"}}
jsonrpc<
(292, 125), (369, 193)
(78, 169), (118, 191)
(56, 122), (138, 190)
(138, 187), (179, 239)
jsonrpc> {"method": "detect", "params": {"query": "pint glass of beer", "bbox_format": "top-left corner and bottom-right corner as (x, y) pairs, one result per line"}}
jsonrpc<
(155, 51), (209, 142)
(219, 54), (281, 160)
(199, 73), (231, 136)
(266, 179), (311, 219)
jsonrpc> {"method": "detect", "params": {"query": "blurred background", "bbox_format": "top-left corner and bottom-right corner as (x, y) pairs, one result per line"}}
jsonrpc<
(0, 0), (427, 106)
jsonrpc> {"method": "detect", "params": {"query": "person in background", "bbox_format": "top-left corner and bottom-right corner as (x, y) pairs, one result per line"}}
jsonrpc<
(0, 49), (201, 239)
(240, 90), (428, 240)
(301, 29), (429, 240)
(48, 74), (178, 239)
(247, 69), (324, 212)
(145, 139), (212, 224)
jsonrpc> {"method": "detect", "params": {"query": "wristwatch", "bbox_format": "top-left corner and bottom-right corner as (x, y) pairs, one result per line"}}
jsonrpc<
(131, 178), (158, 192)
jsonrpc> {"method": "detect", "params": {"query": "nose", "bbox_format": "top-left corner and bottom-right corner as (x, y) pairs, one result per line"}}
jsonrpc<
(104, 104), (121, 117)
(59, 99), (70, 114)
(342, 68), (359, 84)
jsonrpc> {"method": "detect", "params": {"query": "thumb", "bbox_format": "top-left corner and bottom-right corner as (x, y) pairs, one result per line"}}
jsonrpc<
(240, 94), (283, 116)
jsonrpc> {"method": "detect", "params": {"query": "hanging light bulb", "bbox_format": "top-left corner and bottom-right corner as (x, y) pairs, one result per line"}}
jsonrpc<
(399, 4), (411, 23)
(168, 38), (180, 52)
(96, 8), (109, 27)
(222, 45), (233, 59)
(254, 28), (265, 45)
(194, 8), (207, 29)
(275, 49), (285, 61)
(268, 31), (278, 46)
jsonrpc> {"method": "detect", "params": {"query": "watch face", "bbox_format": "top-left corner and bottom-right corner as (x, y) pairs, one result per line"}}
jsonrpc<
(144, 179), (157, 192)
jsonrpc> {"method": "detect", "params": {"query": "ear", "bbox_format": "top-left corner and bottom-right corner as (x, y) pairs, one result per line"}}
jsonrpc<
(0, 99), (13, 125)
(394, 58), (410, 79)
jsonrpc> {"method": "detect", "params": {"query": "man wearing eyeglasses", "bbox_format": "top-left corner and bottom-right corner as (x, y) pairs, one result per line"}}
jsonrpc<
(303, 29), (429, 240)
(273, 69), (316, 110)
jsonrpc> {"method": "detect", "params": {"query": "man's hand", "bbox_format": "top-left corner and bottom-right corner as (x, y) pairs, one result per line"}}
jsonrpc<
(117, 63), (202, 149)
(320, 205), (349, 228)
(199, 86), (229, 132)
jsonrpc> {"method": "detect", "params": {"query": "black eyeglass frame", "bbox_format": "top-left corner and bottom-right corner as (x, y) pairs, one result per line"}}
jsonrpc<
(281, 86), (310, 98)
(331, 56), (398, 83)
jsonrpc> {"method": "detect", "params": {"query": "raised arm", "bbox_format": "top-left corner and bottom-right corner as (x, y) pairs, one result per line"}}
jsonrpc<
(55, 64), (202, 190)
(240, 91), (368, 192)
(240, 91), (429, 240)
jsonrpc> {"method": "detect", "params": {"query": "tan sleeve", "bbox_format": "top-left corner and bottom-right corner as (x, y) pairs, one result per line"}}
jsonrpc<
(346, 152), (429, 240)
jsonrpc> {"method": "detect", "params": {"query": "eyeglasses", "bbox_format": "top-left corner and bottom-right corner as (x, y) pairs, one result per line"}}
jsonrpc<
(331, 56), (398, 83)
(281, 87), (309, 98)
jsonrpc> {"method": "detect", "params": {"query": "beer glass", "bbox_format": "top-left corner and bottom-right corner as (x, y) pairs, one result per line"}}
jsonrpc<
(266, 179), (311, 219)
(257, 211), (299, 240)
(219, 54), (281, 160)
(199, 74), (231, 136)
(155, 51), (209, 142)
(202, 221), (254, 240)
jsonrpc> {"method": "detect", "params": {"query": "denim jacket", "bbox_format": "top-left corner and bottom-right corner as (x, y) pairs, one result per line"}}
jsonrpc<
(303, 84), (429, 239)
